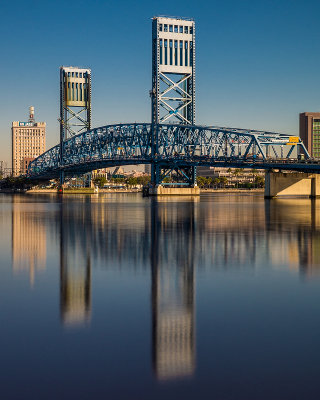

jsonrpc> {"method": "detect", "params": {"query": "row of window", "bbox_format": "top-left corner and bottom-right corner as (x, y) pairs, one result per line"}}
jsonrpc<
(159, 40), (193, 67)
(66, 71), (88, 78)
(16, 129), (43, 134)
(14, 148), (41, 151)
(67, 82), (88, 102)
(16, 144), (43, 148)
(159, 24), (193, 34)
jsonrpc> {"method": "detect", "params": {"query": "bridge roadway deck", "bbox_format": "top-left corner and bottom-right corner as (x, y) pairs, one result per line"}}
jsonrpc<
(28, 158), (320, 181)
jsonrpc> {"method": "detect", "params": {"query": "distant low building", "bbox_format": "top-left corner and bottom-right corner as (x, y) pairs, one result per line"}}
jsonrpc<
(12, 107), (46, 176)
(198, 166), (264, 185)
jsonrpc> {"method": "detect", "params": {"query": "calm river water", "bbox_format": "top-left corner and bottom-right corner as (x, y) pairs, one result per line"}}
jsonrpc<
(1, 193), (320, 399)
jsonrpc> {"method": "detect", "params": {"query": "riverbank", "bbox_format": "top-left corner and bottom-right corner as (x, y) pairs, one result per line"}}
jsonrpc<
(21, 188), (264, 194)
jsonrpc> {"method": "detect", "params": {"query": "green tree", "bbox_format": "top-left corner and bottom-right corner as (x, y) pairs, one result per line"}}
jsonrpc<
(137, 175), (151, 186)
(196, 176), (206, 188)
(233, 168), (242, 188)
(219, 176), (228, 188)
(254, 176), (265, 188)
(93, 176), (107, 188)
(126, 177), (138, 187)
(111, 177), (125, 184)
(213, 177), (220, 188)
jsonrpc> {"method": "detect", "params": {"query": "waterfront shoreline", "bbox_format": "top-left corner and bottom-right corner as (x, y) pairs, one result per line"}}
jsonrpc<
(15, 188), (265, 194)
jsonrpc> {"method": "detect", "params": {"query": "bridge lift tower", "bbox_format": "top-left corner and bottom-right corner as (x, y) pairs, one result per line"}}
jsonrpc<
(59, 66), (92, 184)
(150, 16), (196, 189)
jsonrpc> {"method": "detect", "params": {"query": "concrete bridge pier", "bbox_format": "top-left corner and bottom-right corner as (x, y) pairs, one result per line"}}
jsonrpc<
(146, 185), (200, 196)
(265, 171), (320, 198)
(144, 163), (200, 196)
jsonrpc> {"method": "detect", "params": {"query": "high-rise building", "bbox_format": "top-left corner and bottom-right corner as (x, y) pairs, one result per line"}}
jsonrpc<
(299, 112), (320, 158)
(12, 107), (46, 176)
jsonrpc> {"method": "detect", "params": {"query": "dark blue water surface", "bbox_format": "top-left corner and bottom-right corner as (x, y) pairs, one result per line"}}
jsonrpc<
(1, 193), (320, 399)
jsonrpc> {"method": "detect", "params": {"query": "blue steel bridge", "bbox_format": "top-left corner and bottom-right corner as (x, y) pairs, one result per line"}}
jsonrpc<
(27, 123), (318, 185)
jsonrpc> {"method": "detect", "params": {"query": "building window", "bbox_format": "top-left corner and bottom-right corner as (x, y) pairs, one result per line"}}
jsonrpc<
(184, 26), (188, 34)
(179, 26), (183, 33)
(159, 39), (163, 64)
(174, 40), (178, 65)
(190, 27), (193, 34)
(185, 41), (188, 66)
(164, 24), (168, 32)
(169, 40), (173, 65)
(159, 24), (163, 31)
(180, 41), (183, 66)
(169, 25), (173, 32)
(174, 25), (178, 33)
(164, 39), (168, 65)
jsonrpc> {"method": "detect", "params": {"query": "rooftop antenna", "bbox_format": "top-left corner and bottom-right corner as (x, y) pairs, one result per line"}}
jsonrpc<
(29, 106), (35, 123)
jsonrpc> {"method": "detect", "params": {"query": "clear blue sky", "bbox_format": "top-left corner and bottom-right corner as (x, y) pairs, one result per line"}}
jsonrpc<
(1, 0), (320, 165)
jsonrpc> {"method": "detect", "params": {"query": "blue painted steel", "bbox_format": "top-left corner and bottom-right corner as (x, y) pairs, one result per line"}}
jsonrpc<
(27, 123), (315, 182)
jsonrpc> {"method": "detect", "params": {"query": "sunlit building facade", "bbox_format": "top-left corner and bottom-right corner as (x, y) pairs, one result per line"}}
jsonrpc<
(299, 112), (320, 158)
(12, 107), (46, 176)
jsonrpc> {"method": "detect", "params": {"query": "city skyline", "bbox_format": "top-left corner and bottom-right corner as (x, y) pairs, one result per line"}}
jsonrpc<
(1, 0), (320, 165)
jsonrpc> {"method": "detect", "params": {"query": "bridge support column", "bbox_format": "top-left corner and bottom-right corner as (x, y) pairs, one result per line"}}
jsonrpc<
(145, 164), (200, 196)
(265, 171), (320, 198)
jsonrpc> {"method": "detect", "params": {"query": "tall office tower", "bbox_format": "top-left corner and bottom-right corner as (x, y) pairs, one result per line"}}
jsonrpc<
(59, 66), (91, 183)
(11, 107), (46, 176)
(147, 16), (195, 174)
(299, 112), (320, 158)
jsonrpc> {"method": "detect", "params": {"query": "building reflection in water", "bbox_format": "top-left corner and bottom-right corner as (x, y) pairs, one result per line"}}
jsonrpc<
(265, 198), (320, 277)
(59, 199), (91, 327)
(11, 197), (46, 287)
(151, 198), (196, 381)
(11, 193), (320, 377)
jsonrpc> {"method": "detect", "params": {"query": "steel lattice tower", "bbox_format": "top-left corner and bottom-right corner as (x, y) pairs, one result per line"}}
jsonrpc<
(151, 16), (195, 125)
(150, 17), (197, 188)
(59, 66), (91, 184)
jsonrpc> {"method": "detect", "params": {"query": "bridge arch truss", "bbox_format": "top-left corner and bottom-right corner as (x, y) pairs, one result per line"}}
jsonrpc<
(27, 123), (310, 183)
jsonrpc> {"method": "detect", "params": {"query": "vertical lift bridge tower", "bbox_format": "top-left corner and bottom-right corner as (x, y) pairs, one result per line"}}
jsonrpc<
(59, 66), (92, 184)
(150, 16), (196, 191)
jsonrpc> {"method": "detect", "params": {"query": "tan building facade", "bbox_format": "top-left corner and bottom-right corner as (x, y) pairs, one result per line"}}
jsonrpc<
(299, 112), (320, 158)
(12, 107), (46, 176)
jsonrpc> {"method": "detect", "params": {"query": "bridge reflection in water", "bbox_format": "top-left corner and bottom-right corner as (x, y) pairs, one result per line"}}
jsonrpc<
(10, 194), (320, 380)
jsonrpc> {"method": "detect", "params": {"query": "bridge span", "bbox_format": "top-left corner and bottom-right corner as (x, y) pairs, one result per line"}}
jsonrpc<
(27, 122), (315, 181)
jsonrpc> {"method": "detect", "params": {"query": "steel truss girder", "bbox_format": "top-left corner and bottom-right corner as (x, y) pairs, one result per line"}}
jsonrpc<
(27, 123), (311, 180)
